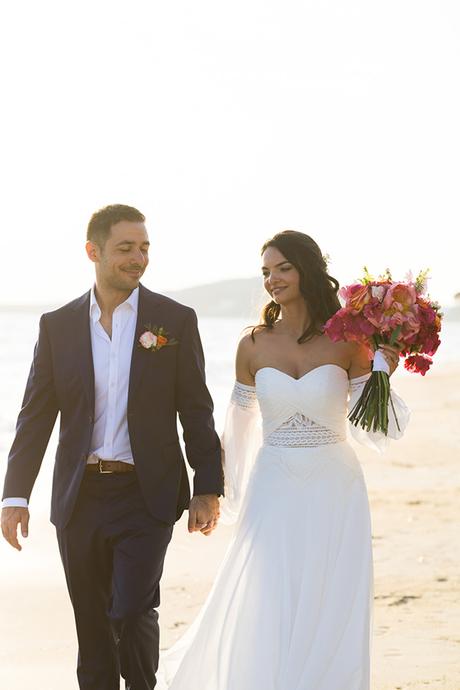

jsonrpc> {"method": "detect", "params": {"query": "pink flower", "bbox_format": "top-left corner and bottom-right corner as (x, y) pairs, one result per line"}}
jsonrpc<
(399, 308), (421, 340)
(389, 311), (405, 328)
(418, 299), (436, 325)
(324, 308), (376, 344)
(139, 331), (158, 349)
(404, 354), (432, 376)
(383, 282), (417, 312)
(420, 332), (441, 356)
(363, 303), (385, 329)
(324, 309), (347, 342)
(339, 284), (371, 312)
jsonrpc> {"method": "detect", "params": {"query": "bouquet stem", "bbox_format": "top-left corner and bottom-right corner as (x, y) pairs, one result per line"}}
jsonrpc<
(349, 371), (391, 434)
(348, 335), (401, 435)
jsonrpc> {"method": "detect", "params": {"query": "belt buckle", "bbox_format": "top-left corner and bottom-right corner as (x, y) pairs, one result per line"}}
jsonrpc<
(98, 459), (113, 474)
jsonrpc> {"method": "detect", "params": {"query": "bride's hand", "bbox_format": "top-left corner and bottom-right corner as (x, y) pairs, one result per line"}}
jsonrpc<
(377, 344), (400, 376)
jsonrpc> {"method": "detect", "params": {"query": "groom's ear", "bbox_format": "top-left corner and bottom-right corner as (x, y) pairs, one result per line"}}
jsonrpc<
(85, 240), (101, 264)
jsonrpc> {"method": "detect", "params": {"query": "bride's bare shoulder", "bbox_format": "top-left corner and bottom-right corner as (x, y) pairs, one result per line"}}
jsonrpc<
(316, 334), (353, 359)
(236, 326), (271, 383)
(237, 327), (261, 357)
(317, 336), (371, 376)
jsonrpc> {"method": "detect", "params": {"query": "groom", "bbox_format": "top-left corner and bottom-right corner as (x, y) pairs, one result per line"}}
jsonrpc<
(1, 204), (224, 690)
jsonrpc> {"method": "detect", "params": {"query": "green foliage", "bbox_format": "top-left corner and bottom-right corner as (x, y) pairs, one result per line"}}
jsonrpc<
(414, 268), (430, 295)
(361, 266), (374, 285)
(378, 267), (392, 283)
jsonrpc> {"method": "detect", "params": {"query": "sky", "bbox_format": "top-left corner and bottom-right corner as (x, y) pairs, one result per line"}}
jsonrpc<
(1, 0), (459, 307)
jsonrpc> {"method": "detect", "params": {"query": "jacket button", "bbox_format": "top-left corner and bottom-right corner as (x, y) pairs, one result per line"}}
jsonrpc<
(89, 415), (94, 423)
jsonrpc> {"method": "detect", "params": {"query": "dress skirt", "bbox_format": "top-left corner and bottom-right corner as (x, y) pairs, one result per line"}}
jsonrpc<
(158, 441), (373, 690)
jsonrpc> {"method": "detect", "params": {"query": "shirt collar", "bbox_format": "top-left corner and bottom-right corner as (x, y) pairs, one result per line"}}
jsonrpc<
(89, 286), (139, 323)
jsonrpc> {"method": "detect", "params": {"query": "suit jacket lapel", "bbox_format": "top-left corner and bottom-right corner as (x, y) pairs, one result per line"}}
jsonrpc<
(72, 290), (95, 411)
(128, 284), (161, 402)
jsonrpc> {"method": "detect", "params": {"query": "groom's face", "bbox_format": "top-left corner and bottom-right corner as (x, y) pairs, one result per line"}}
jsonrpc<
(89, 220), (150, 292)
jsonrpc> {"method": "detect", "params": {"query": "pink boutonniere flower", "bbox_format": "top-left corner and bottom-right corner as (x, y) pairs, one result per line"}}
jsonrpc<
(139, 324), (178, 352)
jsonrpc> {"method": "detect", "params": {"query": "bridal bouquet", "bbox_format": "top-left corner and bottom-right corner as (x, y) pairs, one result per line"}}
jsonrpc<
(324, 268), (442, 434)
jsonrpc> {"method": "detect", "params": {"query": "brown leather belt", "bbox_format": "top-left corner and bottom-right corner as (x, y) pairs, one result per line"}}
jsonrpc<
(86, 459), (135, 474)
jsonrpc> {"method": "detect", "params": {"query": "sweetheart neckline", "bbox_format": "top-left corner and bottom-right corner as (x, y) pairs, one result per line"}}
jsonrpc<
(255, 363), (349, 382)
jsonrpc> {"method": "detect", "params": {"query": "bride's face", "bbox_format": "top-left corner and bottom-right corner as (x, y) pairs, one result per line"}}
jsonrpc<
(262, 246), (301, 305)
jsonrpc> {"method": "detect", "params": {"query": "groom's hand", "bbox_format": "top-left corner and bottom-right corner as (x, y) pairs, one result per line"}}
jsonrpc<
(188, 495), (220, 537)
(1, 507), (30, 551)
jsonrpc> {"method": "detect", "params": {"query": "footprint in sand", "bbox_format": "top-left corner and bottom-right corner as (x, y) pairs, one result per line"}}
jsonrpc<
(389, 595), (421, 606)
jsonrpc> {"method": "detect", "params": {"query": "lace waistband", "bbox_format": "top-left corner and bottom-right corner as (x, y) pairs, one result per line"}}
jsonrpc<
(265, 413), (346, 448)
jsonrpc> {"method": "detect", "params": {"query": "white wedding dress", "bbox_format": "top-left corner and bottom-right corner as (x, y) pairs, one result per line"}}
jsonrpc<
(158, 364), (409, 690)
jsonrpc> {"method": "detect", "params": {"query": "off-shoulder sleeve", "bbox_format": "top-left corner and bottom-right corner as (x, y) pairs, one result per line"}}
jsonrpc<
(348, 374), (411, 453)
(219, 381), (263, 524)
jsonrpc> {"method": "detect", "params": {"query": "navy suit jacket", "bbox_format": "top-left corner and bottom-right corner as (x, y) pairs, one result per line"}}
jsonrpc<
(2, 284), (224, 529)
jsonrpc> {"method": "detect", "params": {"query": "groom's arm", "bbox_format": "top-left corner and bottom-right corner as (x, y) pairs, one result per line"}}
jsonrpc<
(175, 308), (224, 499)
(1, 314), (59, 549)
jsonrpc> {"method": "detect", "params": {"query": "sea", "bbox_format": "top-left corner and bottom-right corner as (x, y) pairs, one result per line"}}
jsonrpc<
(1, 309), (459, 516)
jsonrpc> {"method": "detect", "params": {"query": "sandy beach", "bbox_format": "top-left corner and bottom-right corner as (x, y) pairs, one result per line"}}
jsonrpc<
(1, 363), (459, 690)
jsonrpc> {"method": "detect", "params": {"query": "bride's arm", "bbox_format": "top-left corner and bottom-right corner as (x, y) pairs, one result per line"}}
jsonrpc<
(235, 332), (257, 385)
(219, 334), (262, 524)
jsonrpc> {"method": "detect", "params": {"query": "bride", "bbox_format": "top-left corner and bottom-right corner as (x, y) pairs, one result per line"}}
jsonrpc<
(158, 230), (409, 690)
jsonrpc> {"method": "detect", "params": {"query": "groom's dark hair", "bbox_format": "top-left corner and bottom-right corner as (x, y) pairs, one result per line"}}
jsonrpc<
(87, 204), (145, 248)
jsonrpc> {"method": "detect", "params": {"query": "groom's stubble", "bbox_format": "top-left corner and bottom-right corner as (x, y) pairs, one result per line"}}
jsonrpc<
(87, 220), (150, 296)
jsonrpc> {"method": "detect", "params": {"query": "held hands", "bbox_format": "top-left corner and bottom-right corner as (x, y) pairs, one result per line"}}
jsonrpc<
(1, 507), (30, 551)
(188, 494), (220, 537)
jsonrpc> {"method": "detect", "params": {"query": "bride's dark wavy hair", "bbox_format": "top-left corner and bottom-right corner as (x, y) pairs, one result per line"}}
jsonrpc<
(253, 230), (341, 344)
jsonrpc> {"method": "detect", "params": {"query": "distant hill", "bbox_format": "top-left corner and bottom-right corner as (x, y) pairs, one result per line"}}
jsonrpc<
(166, 280), (460, 321)
(1, 279), (459, 321)
(166, 277), (266, 318)
(0, 277), (266, 318)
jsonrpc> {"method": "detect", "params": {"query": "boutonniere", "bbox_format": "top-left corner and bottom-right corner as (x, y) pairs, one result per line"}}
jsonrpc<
(138, 324), (178, 352)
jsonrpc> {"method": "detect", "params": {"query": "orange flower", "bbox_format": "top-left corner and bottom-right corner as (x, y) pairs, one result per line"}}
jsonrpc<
(351, 285), (371, 311)
(157, 334), (168, 347)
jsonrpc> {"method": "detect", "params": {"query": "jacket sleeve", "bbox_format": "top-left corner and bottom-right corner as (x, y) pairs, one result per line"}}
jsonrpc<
(175, 309), (224, 497)
(2, 314), (59, 501)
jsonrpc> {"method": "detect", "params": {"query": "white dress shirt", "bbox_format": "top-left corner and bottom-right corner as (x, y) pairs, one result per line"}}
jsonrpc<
(2, 287), (139, 508)
(87, 286), (138, 464)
